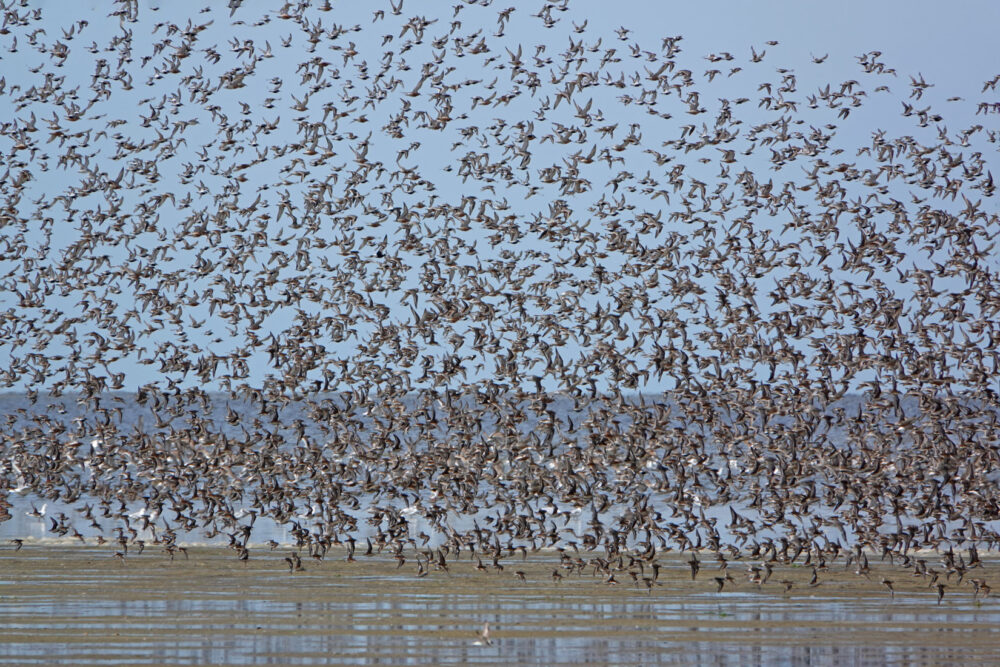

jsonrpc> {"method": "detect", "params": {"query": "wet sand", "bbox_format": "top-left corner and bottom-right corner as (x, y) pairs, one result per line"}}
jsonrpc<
(1, 546), (998, 666)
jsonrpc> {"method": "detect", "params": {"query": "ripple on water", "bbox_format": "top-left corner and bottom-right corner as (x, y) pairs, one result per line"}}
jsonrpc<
(2, 548), (1000, 665)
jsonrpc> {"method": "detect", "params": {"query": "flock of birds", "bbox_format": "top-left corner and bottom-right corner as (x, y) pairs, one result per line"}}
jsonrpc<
(1, 0), (999, 607)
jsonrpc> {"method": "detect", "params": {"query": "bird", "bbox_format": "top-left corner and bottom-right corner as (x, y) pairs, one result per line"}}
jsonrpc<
(0, 0), (996, 612)
(472, 621), (492, 646)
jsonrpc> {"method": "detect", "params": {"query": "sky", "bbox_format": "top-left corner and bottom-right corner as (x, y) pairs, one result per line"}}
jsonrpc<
(0, 0), (998, 398)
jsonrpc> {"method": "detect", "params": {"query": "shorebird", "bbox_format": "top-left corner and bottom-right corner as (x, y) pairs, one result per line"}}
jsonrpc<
(472, 621), (492, 646)
(0, 0), (997, 605)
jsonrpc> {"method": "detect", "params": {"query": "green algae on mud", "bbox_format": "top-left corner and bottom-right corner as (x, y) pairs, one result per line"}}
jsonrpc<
(1, 546), (999, 666)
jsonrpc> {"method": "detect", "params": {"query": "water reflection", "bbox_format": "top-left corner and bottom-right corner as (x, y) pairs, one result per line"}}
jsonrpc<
(0, 545), (1000, 665)
(1, 548), (998, 666)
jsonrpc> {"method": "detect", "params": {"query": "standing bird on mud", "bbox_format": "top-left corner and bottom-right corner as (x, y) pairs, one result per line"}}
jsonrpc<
(473, 621), (492, 647)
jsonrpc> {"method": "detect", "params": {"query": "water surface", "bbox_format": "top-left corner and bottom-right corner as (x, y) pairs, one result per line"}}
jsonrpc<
(2, 547), (998, 666)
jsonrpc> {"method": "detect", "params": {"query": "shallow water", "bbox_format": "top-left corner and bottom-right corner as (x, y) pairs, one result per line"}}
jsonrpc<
(1, 547), (998, 666)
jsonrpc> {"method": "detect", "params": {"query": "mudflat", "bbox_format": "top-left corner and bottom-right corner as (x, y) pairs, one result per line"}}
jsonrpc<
(1, 546), (998, 666)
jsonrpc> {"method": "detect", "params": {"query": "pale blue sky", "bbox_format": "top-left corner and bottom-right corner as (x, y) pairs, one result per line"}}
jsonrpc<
(0, 0), (997, 395)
